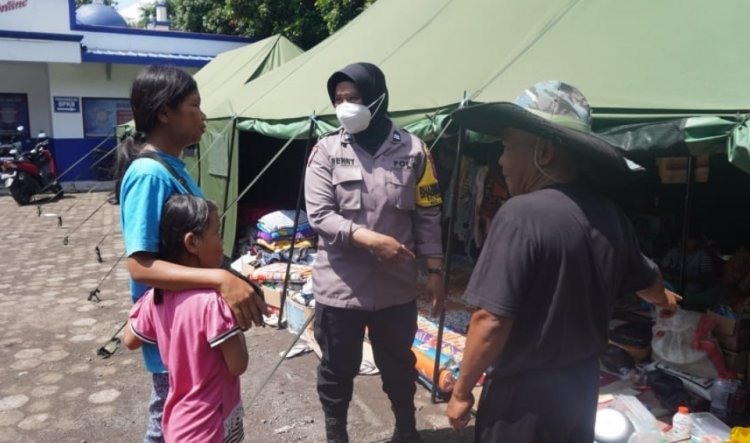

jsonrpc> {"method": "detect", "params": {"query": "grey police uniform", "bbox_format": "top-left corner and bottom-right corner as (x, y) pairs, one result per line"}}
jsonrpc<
(305, 126), (443, 309)
(304, 123), (443, 419)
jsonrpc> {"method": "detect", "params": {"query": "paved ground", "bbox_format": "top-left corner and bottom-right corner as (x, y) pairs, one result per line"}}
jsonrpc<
(0, 191), (473, 443)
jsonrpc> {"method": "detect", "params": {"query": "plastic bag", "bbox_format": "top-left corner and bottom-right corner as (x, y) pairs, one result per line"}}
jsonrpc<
(651, 309), (718, 379)
(644, 369), (690, 413)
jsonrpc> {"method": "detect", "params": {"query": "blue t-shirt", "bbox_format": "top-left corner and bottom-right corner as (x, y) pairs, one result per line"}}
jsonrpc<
(120, 151), (203, 373)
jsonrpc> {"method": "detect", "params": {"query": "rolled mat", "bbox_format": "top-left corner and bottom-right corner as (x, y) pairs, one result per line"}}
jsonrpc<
(412, 345), (455, 393)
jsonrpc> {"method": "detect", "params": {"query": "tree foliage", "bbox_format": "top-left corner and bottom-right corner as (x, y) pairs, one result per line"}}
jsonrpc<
(136, 0), (178, 28)
(315, 0), (375, 34)
(165, 0), (376, 50)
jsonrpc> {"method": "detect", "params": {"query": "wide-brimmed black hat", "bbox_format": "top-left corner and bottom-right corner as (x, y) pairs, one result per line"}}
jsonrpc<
(451, 80), (641, 184)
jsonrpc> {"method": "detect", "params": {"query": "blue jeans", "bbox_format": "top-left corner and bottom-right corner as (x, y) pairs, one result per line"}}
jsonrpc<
(144, 372), (169, 443)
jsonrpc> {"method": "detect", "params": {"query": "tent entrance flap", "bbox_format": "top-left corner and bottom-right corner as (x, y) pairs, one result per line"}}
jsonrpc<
(220, 126), (315, 258)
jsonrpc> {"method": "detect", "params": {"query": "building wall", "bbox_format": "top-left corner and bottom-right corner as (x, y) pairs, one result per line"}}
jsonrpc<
(0, 0), (244, 182)
(0, 61), (51, 138)
(49, 63), (144, 139)
(47, 63), (198, 181)
(0, 1), (71, 34)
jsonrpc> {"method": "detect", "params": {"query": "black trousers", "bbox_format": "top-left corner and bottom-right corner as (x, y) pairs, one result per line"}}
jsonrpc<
(314, 300), (418, 417)
(475, 357), (600, 443)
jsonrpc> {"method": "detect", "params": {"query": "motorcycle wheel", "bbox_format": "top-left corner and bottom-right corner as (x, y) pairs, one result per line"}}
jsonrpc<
(10, 171), (40, 205)
(50, 183), (64, 199)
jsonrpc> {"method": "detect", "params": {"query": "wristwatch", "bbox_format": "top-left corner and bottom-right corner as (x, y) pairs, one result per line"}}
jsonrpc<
(426, 267), (443, 276)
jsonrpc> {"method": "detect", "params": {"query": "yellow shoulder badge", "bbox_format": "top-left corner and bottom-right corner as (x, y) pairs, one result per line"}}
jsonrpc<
(415, 142), (442, 207)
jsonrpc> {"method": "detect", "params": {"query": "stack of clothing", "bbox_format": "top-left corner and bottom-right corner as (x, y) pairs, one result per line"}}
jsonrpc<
(251, 262), (312, 285)
(256, 210), (317, 253)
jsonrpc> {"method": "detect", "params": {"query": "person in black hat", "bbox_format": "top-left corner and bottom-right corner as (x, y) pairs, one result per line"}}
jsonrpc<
(305, 62), (445, 443)
(444, 80), (681, 442)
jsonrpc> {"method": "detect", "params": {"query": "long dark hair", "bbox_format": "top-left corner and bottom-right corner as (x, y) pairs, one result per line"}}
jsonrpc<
(112, 65), (198, 203)
(154, 194), (217, 304)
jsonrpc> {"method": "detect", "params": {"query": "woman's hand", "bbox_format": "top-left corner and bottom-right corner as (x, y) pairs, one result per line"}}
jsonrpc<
(217, 270), (267, 330)
(371, 235), (415, 263)
(352, 228), (415, 263)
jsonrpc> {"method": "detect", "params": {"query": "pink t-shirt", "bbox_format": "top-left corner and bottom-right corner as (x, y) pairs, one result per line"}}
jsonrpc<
(130, 288), (244, 443)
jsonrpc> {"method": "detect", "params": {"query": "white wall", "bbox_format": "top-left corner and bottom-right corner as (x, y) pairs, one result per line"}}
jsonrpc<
(0, 38), (80, 63)
(0, 0), (72, 34)
(0, 61), (51, 137)
(48, 63), (197, 138)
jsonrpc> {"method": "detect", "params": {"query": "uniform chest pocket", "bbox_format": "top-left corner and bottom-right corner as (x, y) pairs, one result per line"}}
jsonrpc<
(386, 169), (416, 210)
(332, 167), (362, 211)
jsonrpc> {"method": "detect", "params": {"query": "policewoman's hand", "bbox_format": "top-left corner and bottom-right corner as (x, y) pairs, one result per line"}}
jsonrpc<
(372, 234), (415, 263)
(427, 273), (445, 317)
(352, 228), (415, 263)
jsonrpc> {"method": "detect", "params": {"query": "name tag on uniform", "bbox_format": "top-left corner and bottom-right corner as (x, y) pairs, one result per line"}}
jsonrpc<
(331, 157), (356, 166)
(392, 156), (417, 169)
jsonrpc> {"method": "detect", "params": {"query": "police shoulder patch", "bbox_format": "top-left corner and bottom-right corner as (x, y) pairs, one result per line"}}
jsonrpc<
(415, 139), (442, 208)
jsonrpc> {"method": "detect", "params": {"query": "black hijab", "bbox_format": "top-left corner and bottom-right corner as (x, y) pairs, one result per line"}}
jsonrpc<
(327, 62), (391, 153)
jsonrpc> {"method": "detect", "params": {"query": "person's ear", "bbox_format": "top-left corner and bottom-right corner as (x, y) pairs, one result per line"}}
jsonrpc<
(184, 232), (200, 254)
(157, 105), (171, 126)
(536, 140), (556, 167)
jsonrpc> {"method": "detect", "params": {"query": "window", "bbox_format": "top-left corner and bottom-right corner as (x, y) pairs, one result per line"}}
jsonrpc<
(0, 93), (30, 138)
(82, 97), (132, 138)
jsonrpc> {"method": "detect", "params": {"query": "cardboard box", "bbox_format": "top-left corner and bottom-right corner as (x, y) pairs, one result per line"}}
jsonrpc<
(708, 310), (750, 351)
(722, 348), (749, 375)
(285, 296), (315, 333)
(260, 285), (283, 309)
(230, 255), (255, 276)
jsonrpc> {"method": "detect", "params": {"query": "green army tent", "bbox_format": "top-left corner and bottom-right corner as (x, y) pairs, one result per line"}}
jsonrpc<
(191, 0), (750, 250)
(194, 34), (304, 117)
(177, 35), (304, 251)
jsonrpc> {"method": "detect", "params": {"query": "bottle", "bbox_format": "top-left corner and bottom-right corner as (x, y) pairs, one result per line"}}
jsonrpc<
(671, 406), (692, 439)
(710, 376), (738, 420)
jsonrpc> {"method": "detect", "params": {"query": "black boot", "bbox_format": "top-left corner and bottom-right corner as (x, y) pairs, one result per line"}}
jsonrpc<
(325, 415), (349, 443)
(389, 407), (423, 443)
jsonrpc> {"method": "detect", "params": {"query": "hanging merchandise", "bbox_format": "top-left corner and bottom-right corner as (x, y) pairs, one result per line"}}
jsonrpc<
(442, 155), (508, 260)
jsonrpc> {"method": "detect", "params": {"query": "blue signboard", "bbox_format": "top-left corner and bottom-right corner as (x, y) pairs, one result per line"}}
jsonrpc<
(53, 96), (80, 113)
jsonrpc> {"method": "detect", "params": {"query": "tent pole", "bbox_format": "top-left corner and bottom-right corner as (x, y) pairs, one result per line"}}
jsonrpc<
(277, 115), (317, 330)
(678, 155), (695, 295)
(220, 119), (237, 240)
(431, 95), (467, 403)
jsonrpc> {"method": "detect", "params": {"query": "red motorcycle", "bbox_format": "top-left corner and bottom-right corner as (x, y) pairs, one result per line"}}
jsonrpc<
(1, 131), (63, 205)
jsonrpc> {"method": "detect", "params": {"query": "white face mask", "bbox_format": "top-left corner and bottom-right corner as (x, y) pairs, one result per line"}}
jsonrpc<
(335, 93), (385, 134)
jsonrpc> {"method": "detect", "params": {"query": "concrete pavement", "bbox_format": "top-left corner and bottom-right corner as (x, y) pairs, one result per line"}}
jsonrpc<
(0, 191), (473, 443)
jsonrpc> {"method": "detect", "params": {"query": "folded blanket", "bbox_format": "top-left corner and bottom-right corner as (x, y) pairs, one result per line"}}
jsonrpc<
(251, 262), (312, 283)
(256, 227), (316, 242)
(258, 210), (309, 232)
(256, 237), (315, 253)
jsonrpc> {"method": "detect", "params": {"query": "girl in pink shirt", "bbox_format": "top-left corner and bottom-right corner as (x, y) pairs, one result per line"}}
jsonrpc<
(125, 194), (247, 443)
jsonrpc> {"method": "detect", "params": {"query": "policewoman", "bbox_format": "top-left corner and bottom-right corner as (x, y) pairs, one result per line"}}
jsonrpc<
(305, 62), (444, 443)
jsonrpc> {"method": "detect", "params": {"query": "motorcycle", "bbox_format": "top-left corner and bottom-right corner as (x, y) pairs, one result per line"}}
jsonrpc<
(0, 125), (25, 163)
(1, 130), (63, 205)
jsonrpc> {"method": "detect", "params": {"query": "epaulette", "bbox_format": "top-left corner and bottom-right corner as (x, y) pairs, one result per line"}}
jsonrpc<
(318, 127), (344, 140)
